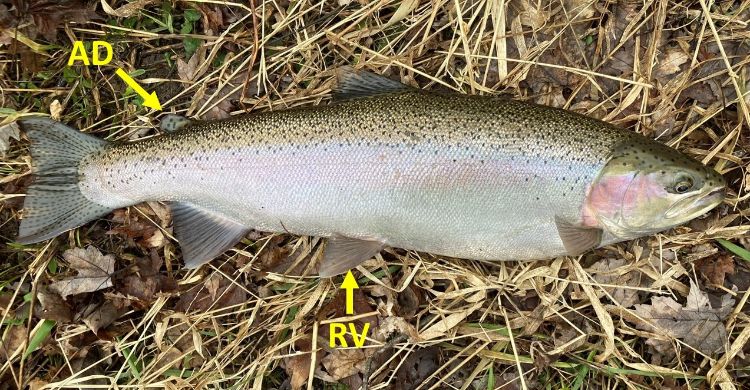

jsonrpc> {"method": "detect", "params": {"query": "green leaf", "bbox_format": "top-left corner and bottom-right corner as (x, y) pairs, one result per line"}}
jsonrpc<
(129, 68), (146, 77)
(24, 320), (55, 358)
(62, 67), (78, 84)
(571, 351), (595, 390)
(120, 342), (143, 379)
(184, 9), (201, 22)
(486, 364), (494, 390)
(47, 258), (58, 274)
(717, 239), (750, 261)
(0, 108), (17, 116)
(180, 21), (193, 34)
(183, 37), (200, 57)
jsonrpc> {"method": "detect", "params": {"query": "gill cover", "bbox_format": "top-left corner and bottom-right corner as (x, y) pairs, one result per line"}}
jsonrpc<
(584, 135), (725, 239)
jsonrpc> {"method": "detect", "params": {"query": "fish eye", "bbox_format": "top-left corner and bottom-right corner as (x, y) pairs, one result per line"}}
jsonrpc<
(671, 176), (694, 194)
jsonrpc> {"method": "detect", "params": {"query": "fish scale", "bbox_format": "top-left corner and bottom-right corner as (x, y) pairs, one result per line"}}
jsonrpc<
(17, 70), (725, 274)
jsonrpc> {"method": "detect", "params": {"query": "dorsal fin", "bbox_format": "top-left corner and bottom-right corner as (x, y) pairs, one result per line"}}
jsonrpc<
(333, 66), (413, 101)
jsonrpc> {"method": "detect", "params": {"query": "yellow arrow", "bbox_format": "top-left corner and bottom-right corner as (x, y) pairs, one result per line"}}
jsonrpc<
(115, 68), (162, 110)
(340, 271), (359, 315)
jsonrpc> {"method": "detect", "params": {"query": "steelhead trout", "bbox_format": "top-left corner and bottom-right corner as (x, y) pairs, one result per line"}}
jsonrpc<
(17, 69), (725, 276)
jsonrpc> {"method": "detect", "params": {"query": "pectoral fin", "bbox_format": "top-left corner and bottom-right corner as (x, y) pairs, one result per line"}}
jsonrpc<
(554, 217), (602, 256)
(319, 234), (385, 277)
(172, 202), (250, 268)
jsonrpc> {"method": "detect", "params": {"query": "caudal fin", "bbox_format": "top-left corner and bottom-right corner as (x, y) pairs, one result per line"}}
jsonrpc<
(17, 118), (113, 244)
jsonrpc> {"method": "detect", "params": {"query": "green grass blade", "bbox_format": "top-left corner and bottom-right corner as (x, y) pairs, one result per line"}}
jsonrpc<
(24, 320), (55, 358)
(717, 239), (750, 261)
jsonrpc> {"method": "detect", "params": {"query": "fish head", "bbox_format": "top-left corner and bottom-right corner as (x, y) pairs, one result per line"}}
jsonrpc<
(585, 136), (725, 238)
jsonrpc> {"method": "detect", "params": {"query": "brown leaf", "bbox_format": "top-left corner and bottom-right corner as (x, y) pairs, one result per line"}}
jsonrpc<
(28, 1), (100, 41)
(194, 4), (225, 32)
(177, 45), (207, 82)
(36, 287), (72, 322)
(118, 253), (176, 307)
(153, 346), (183, 371)
(396, 282), (421, 317)
(393, 346), (439, 390)
(589, 258), (643, 307)
(0, 294), (12, 317)
(0, 325), (26, 362)
(101, 0), (157, 17)
(50, 247), (115, 299)
(81, 301), (120, 334)
(632, 280), (733, 355)
(320, 348), (367, 381)
(655, 48), (689, 79)
(696, 254), (735, 286)
(174, 271), (247, 312)
(284, 337), (322, 390)
(109, 209), (163, 248)
(0, 121), (20, 158)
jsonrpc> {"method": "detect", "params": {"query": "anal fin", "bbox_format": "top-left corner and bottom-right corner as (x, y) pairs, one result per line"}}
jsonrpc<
(319, 234), (385, 277)
(172, 202), (250, 268)
(554, 216), (603, 256)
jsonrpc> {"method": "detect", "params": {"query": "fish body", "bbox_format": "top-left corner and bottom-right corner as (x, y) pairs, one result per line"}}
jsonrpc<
(17, 70), (725, 275)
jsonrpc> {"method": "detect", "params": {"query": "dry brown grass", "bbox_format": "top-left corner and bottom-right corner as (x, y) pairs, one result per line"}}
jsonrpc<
(0, 0), (749, 388)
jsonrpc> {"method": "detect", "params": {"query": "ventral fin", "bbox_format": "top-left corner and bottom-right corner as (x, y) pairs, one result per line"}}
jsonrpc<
(319, 234), (385, 277)
(554, 216), (603, 256)
(171, 202), (250, 268)
(160, 114), (193, 133)
(333, 66), (414, 101)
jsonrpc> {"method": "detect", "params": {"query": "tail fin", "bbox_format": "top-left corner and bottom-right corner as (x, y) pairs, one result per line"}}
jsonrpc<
(17, 118), (113, 244)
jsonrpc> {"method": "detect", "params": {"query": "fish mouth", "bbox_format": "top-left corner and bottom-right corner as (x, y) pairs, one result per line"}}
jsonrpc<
(665, 187), (725, 219)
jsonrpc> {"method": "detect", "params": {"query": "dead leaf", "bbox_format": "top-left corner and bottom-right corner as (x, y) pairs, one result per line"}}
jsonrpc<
(49, 99), (62, 120)
(174, 271), (247, 313)
(27, 1), (101, 41)
(396, 283), (420, 317)
(320, 348), (367, 381)
(36, 287), (72, 322)
(177, 45), (208, 82)
(375, 316), (418, 342)
(0, 294), (12, 316)
(656, 48), (689, 78)
(101, 0), (157, 18)
(27, 378), (49, 390)
(0, 121), (20, 157)
(108, 208), (165, 248)
(419, 301), (482, 341)
(0, 325), (26, 362)
(393, 346), (439, 390)
(696, 254), (735, 286)
(50, 247), (115, 299)
(194, 4), (225, 32)
(589, 258), (643, 307)
(81, 301), (120, 334)
(633, 280), (733, 355)
(117, 253), (176, 307)
(153, 346), (183, 371)
(284, 337), (321, 390)
(384, 0), (419, 27)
